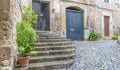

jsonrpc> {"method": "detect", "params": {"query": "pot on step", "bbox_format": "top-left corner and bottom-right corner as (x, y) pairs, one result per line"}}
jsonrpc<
(18, 57), (29, 67)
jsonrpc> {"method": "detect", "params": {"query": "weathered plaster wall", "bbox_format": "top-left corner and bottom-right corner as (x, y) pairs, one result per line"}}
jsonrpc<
(113, 4), (120, 35)
(58, 0), (120, 39)
(0, 0), (22, 69)
(97, 0), (118, 10)
(21, 0), (32, 6)
(49, 0), (98, 38)
(94, 0), (120, 38)
(50, 0), (62, 36)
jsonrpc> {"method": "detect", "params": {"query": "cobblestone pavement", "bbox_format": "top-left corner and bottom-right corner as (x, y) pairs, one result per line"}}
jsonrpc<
(69, 40), (120, 70)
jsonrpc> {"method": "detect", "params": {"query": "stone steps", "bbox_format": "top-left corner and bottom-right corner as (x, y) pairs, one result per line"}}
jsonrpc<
(28, 59), (74, 69)
(34, 44), (75, 51)
(36, 48), (75, 53)
(30, 53), (75, 60)
(30, 53), (75, 63)
(38, 38), (70, 42)
(32, 48), (75, 56)
(38, 36), (66, 39)
(28, 31), (75, 69)
(36, 31), (55, 36)
(33, 51), (74, 57)
(33, 41), (74, 46)
(34, 44), (75, 48)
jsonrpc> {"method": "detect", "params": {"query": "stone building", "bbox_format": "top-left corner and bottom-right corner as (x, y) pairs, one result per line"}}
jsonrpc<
(32, 0), (120, 40)
(0, 0), (120, 69)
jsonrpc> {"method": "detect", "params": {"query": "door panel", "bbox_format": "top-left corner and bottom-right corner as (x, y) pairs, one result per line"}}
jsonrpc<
(66, 9), (83, 41)
(104, 16), (109, 36)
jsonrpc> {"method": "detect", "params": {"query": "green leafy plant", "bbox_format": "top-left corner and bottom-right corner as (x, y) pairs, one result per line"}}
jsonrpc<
(16, 5), (38, 66)
(16, 5), (38, 58)
(18, 43), (37, 57)
(88, 31), (98, 41)
(112, 35), (118, 40)
(22, 4), (38, 25)
(16, 21), (38, 47)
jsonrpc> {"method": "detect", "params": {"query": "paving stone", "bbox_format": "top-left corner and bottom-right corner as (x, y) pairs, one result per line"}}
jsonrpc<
(69, 40), (120, 70)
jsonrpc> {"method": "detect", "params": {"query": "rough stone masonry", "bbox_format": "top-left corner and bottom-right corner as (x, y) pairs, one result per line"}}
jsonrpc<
(0, 0), (22, 69)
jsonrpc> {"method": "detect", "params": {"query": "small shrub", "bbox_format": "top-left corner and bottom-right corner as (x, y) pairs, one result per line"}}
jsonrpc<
(112, 35), (118, 40)
(16, 21), (38, 47)
(88, 31), (98, 41)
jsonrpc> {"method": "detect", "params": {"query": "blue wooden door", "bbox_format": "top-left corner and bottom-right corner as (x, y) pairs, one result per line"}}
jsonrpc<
(66, 9), (83, 41)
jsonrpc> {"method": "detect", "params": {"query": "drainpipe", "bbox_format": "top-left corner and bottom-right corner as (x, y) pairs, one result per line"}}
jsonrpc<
(87, 0), (90, 30)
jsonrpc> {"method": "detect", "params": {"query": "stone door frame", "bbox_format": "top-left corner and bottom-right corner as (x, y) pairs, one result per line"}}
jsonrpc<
(60, 3), (87, 39)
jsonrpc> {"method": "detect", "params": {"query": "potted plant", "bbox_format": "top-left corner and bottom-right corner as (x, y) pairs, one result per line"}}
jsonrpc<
(18, 44), (36, 67)
(16, 21), (38, 67)
(16, 4), (38, 67)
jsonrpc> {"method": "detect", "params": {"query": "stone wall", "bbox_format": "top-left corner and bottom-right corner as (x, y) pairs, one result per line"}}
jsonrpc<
(29, 0), (120, 39)
(93, 0), (120, 38)
(10, 0), (22, 47)
(0, 0), (22, 69)
(50, 0), (62, 36)
(7, 0), (118, 40)
(0, 0), (11, 45)
(0, 0), (13, 69)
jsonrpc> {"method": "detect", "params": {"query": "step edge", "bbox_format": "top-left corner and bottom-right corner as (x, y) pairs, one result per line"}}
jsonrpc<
(30, 54), (76, 60)
(28, 59), (74, 67)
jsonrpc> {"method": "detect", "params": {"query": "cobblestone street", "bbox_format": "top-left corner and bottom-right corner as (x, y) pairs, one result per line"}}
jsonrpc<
(70, 40), (120, 70)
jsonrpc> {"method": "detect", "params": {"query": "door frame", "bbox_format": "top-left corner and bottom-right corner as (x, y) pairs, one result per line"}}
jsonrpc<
(102, 12), (113, 38)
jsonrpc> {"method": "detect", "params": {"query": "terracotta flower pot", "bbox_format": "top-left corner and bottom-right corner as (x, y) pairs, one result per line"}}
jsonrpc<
(18, 57), (29, 67)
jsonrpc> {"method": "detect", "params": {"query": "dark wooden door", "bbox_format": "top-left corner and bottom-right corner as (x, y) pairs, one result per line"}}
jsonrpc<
(104, 16), (109, 36)
(32, 1), (50, 31)
(66, 9), (83, 41)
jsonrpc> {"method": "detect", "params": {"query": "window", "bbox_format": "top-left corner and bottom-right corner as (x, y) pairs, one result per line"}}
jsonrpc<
(104, 0), (109, 3)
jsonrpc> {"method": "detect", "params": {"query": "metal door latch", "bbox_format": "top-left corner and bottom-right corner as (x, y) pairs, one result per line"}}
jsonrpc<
(70, 28), (75, 31)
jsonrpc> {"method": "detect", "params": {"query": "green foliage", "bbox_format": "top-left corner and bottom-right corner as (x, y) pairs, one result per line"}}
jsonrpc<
(88, 31), (98, 41)
(18, 43), (37, 57)
(16, 5), (38, 57)
(22, 4), (38, 25)
(112, 35), (118, 40)
(16, 21), (38, 47)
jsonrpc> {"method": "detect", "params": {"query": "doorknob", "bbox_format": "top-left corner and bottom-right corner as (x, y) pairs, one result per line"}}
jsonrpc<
(70, 28), (75, 31)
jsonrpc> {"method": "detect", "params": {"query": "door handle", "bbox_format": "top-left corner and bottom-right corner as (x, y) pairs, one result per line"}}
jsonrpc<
(70, 28), (75, 31)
